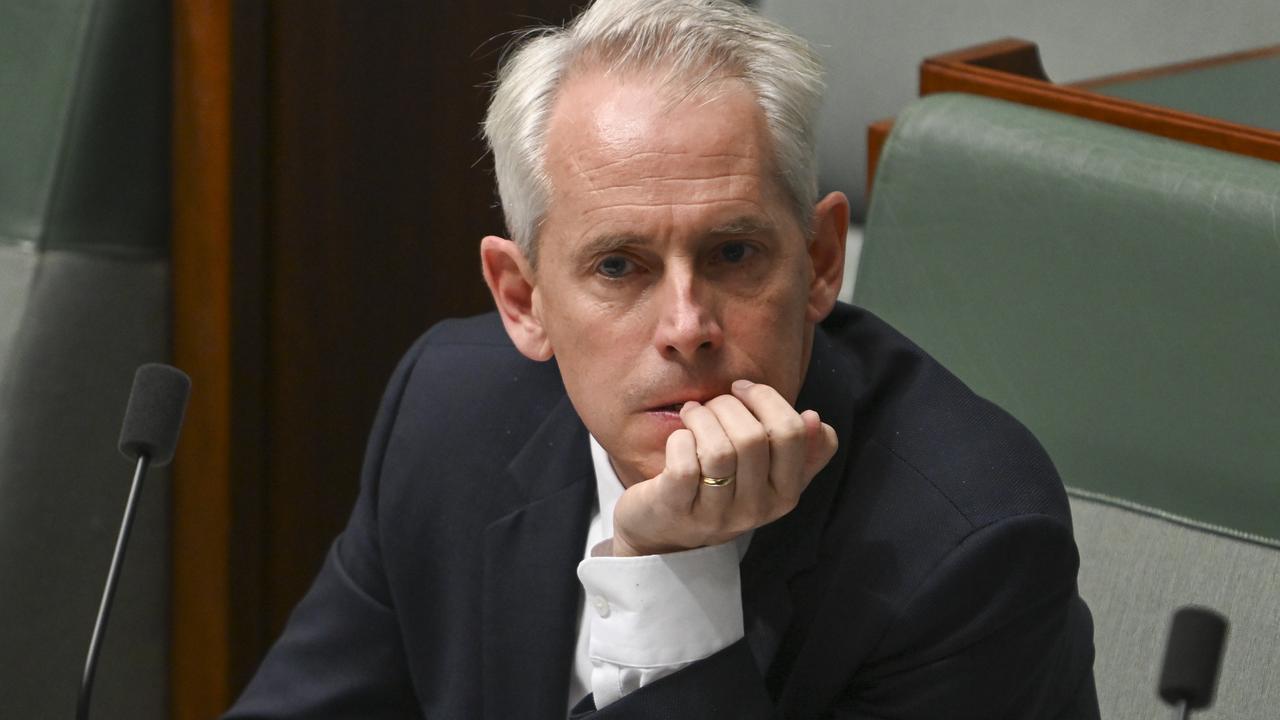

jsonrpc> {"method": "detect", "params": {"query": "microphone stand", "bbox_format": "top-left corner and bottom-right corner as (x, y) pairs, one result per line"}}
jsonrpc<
(76, 453), (150, 720)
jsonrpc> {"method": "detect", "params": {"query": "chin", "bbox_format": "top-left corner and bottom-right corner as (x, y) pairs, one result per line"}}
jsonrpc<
(607, 440), (667, 487)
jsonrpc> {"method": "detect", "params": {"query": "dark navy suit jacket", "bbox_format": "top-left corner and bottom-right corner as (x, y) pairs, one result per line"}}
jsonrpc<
(225, 304), (1099, 719)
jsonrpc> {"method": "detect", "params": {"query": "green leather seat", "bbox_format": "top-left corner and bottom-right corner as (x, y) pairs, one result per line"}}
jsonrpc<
(856, 93), (1280, 719)
(0, 0), (171, 717)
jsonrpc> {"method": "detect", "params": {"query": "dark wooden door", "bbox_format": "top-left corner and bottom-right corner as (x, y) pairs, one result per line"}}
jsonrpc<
(173, 3), (580, 717)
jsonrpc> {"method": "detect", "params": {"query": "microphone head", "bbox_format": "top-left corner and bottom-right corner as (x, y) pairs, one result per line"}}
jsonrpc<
(1158, 605), (1229, 710)
(118, 363), (191, 466)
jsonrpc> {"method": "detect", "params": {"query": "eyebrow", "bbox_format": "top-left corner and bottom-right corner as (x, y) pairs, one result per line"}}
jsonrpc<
(577, 232), (646, 263)
(707, 216), (775, 237)
(575, 215), (776, 264)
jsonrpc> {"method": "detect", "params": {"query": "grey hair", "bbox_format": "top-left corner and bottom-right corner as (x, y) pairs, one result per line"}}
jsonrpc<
(483, 0), (825, 265)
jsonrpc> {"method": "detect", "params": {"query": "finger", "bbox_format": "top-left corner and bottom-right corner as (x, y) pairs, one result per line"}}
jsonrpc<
(678, 401), (739, 519)
(730, 380), (808, 502)
(653, 427), (701, 512)
(678, 401), (738, 483)
(702, 394), (770, 521)
(800, 411), (839, 480)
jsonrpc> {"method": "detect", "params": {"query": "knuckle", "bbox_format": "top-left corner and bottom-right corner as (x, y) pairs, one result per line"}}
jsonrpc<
(744, 426), (769, 449)
(663, 497), (692, 518)
(705, 395), (737, 413)
(697, 442), (736, 470)
(776, 486), (802, 511)
(759, 501), (793, 527)
(771, 416), (806, 442)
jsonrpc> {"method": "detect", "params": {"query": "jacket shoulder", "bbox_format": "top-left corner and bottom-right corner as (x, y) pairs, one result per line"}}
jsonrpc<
(383, 312), (567, 473)
(825, 304), (1071, 531)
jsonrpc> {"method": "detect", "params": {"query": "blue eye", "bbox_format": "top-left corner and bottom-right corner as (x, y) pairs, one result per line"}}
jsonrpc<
(717, 242), (752, 263)
(596, 255), (633, 278)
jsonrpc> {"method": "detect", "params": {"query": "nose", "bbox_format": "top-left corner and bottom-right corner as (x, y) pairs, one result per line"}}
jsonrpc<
(652, 269), (723, 361)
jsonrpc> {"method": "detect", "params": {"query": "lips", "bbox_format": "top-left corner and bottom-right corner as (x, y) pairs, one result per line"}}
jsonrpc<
(645, 391), (720, 413)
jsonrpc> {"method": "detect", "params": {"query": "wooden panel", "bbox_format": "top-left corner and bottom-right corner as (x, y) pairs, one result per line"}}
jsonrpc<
(260, 0), (581, 642)
(865, 118), (894, 203)
(171, 0), (234, 717)
(867, 39), (1280, 199)
(1073, 44), (1280, 90)
(226, 0), (271, 695)
(918, 39), (1280, 162)
(172, 5), (652, 716)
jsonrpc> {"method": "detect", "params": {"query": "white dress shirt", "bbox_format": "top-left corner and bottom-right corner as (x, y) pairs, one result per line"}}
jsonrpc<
(566, 436), (753, 713)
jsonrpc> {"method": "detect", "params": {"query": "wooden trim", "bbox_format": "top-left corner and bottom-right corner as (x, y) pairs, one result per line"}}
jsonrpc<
(1073, 43), (1280, 89)
(918, 38), (1280, 163)
(227, 0), (272, 696)
(172, 0), (233, 717)
(919, 37), (1049, 81)
(866, 118), (895, 202)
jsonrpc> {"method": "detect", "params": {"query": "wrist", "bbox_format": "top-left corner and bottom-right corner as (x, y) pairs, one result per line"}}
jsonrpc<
(608, 532), (687, 558)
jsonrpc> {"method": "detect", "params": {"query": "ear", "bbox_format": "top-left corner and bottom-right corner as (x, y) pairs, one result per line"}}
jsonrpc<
(805, 191), (849, 323)
(480, 235), (554, 361)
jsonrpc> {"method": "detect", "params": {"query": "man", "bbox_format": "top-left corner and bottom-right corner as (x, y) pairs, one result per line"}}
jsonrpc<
(226, 1), (1099, 717)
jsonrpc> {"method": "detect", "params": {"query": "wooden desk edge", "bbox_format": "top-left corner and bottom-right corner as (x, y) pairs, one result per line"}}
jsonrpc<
(866, 118), (895, 203)
(866, 39), (1280, 205)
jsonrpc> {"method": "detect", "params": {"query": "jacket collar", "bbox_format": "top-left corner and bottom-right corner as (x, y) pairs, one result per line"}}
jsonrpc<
(481, 395), (594, 720)
(740, 322), (864, 681)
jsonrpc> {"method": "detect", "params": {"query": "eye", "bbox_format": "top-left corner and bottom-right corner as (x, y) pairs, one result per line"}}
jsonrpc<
(715, 241), (755, 264)
(595, 255), (634, 278)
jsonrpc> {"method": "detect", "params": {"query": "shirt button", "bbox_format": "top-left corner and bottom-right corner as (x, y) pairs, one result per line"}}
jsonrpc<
(592, 595), (610, 618)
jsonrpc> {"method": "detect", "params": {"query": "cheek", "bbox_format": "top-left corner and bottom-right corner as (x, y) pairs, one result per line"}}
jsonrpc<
(543, 303), (636, 406)
(726, 283), (811, 393)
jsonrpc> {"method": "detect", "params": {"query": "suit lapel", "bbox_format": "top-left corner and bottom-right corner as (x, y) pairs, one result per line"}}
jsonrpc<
(741, 324), (864, 690)
(481, 396), (595, 720)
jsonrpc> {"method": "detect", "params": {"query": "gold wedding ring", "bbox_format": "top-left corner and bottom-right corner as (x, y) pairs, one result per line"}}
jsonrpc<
(700, 475), (735, 487)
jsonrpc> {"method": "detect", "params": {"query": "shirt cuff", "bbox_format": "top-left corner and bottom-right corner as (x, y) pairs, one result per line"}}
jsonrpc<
(577, 540), (744, 670)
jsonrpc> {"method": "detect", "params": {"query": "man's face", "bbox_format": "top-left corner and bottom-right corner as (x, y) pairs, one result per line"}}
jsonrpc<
(528, 71), (824, 485)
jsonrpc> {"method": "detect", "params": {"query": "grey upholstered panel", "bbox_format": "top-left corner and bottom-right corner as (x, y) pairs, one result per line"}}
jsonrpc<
(41, 0), (170, 254)
(0, 0), (169, 253)
(0, 246), (37, 382)
(0, 0), (94, 248)
(1070, 494), (1280, 720)
(759, 0), (1280, 219)
(0, 255), (170, 719)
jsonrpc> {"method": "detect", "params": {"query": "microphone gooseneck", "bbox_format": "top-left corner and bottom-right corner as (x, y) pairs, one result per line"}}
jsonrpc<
(77, 364), (190, 720)
(77, 454), (150, 720)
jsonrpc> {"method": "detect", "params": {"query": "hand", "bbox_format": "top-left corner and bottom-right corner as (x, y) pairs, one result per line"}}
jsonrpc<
(609, 379), (838, 557)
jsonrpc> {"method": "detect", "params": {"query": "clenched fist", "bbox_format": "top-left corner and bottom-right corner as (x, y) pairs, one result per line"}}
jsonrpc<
(609, 379), (838, 557)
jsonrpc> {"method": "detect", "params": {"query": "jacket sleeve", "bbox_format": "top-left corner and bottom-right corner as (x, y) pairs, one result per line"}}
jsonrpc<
(838, 513), (1099, 720)
(573, 513), (1099, 720)
(222, 336), (430, 720)
(569, 638), (773, 719)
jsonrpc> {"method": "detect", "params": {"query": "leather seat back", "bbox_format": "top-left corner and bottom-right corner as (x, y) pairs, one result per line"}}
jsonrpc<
(855, 92), (1280, 719)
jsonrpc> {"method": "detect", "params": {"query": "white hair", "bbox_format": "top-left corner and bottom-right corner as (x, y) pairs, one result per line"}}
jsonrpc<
(483, 0), (825, 265)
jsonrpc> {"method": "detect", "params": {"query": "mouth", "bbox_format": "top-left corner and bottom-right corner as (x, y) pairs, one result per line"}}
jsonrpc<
(649, 403), (685, 414)
(644, 391), (721, 414)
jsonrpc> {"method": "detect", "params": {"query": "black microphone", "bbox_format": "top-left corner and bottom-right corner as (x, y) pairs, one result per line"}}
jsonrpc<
(1158, 605), (1229, 720)
(77, 364), (190, 720)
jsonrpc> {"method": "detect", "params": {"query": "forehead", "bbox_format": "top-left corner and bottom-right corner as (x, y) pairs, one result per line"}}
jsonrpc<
(541, 69), (780, 225)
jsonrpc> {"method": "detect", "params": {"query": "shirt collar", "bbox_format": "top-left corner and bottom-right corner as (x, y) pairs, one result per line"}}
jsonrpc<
(589, 434), (625, 540)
